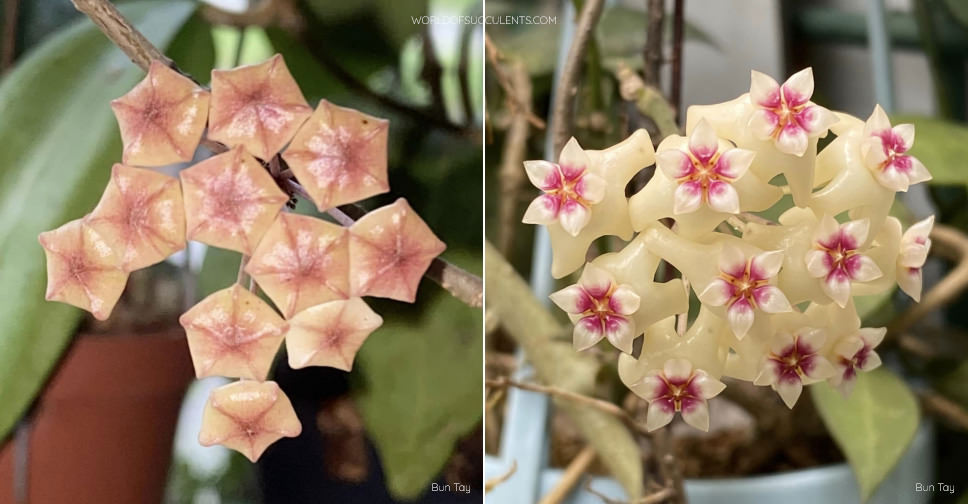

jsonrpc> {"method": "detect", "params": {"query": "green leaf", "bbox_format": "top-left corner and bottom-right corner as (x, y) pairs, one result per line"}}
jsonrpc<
(166, 11), (216, 81)
(811, 368), (920, 502)
(0, 1), (198, 441)
(354, 290), (482, 499)
(891, 115), (968, 186)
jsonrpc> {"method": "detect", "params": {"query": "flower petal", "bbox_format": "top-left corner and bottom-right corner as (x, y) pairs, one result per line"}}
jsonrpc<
(646, 401), (676, 431)
(893, 123), (915, 152)
(698, 278), (732, 307)
(549, 285), (592, 314)
(753, 285), (792, 313)
(663, 358), (694, 382)
(610, 285), (641, 315)
(775, 377), (804, 409)
(906, 156), (932, 186)
(681, 400), (711, 431)
(748, 109), (779, 140)
(841, 218), (870, 248)
(798, 328), (826, 354)
(781, 67), (814, 107)
(805, 250), (832, 278)
(846, 254), (883, 282)
(749, 70), (780, 108)
(864, 104), (892, 134)
(523, 160), (561, 190)
(859, 350), (882, 372)
(727, 298), (755, 339)
(750, 250), (784, 280)
(604, 315), (636, 354)
(824, 270), (852, 308)
(897, 266), (923, 301)
(714, 149), (755, 180)
(673, 181), (703, 214)
(859, 327), (887, 348)
(814, 215), (841, 248)
(689, 120), (719, 163)
(776, 122), (808, 156)
(656, 149), (693, 180)
(874, 164), (911, 192)
(578, 263), (613, 298)
(558, 199), (591, 236)
(691, 372), (726, 399)
(707, 180), (741, 214)
(522, 194), (560, 225)
(558, 137), (590, 179)
(576, 173), (606, 204)
(718, 245), (748, 279)
(802, 355), (835, 381)
(634, 375), (666, 402)
(573, 316), (604, 351)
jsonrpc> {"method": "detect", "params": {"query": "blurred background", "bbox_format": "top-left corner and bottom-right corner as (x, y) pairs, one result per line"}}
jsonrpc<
(0, 0), (482, 502)
(485, 0), (968, 503)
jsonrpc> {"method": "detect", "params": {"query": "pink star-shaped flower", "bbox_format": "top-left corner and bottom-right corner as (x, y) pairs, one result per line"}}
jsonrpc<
(754, 328), (834, 408)
(282, 100), (390, 210)
(285, 297), (383, 371)
(86, 164), (185, 272)
(860, 105), (931, 192)
(897, 215), (933, 301)
(208, 54), (313, 160)
(110, 60), (210, 167)
(549, 262), (641, 353)
(179, 284), (288, 380)
(657, 119), (755, 215)
(747, 68), (835, 156)
(634, 358), (725, 431)
(198, 380), (301, 462)
(180, 145), (289, 254)
(805, 216), (883, 307)
(522, 138), (606, 236)
(348, 198), (446, 302)
(829, 327), (885, 397)
(38, 218), (128, 320)
(698, 246), (791, 339)
(245, 212), (350, 318)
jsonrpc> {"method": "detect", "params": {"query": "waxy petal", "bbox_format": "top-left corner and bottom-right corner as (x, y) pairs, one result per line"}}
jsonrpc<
(208, 54), (313, 160)
(285, 297), (383, 370)
(824, 270), (852, 307)
(86, 164), (185, 272)
(673, 181), (703, 215)
(681, 400), (711, 431)
(111, 60), (210, 166)
(907, 156), (932, 186)
(774, 377), (804, 409)
(646, 401), (675, 431)
(348, 198), (446, 302)
(841, 218), (870, 248)
(747, 109), (780, 140)
(558, 199), (592, 236)
(573, 316), (605, 351)
(805, 249), (832, 278)
(656, 148), (693, 180)
(282, 100), (390, 210)
(847, 254), (883, 283)
(750, 250), (784, 280)
(179, 284), (288, 380)
(776, 122), (808, 156)
(796, 105), (836, 135)
(603, 315), (635, 354)
(577, 173), (607, 204)
(753, 285), (792, 313)
(698, 278), (732, 307)
(181, 146), (289, 254)
(558, 137), (592, 178)
(718, 245), (748, 279)
(727, 299), (755, 339)
(549, 285), (591, 314)
(692, 373), (726, 399)
(523, 160), (560, 190)
(749, 70), (780, 108)
(706, 180), (740, 214)
(663, 358), (694, 382)
(522, 194), (560, 225)
(245, 213), (350, 318)
(609, 285), (641, 315)
(781, 67), (814, 107)
(688, 120), (719, 162)
(198, 380), (301, 462)
(39, 219), (127, 320)
(714, 149), (755, 180)
(893, 123), (915, 151)
(578, 262), (613, 297)
(897, 266), (923, 301)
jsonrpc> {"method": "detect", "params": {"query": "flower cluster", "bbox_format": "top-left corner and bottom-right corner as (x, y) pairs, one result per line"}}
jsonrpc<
(523, 68), (933, 431)
(38, 55), (445, 460)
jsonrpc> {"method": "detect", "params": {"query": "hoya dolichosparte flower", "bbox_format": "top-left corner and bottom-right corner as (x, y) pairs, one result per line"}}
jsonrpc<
(754, 327), (834, 408)
(550, 263), (641, 353)
(523, 131), (655, 278)
(861, 105), (931, 192)
(897, 215), (934, 301)
(628, 122), (779, 236)
(747, 68), (836, 157)
(634, 358), (726, 431)
(699, 245), (792, 339)
(805, 216), (882, 307)
(830, 327), (885, 396)
(522, 138), (606, 236)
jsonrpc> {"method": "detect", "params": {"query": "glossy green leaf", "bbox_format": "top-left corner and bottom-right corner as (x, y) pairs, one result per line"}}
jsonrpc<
(891, 115), (968, 186)
(811, 368), (920, 502)
(354, 290), (482, 499)
(0, 1), (199, 441)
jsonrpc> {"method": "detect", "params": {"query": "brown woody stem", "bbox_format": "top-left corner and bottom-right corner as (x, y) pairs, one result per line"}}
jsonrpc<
(71, 0), (482, 309)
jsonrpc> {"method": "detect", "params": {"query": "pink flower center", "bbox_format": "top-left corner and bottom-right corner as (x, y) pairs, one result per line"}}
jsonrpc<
(768, 337), (818, 384)
(577, 283), (628, 335)
(816, 231), (862, 280)
(840, 344), (871, 382)
(873, 129), (912, 174)
(541, 163), (592, 213)
(760, 87), (810, 139)
(655, 373), (700, 412)
(720, 259), (768, 310)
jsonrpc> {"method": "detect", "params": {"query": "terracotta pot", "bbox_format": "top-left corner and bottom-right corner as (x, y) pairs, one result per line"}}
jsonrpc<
(0, 326), (194, 504)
